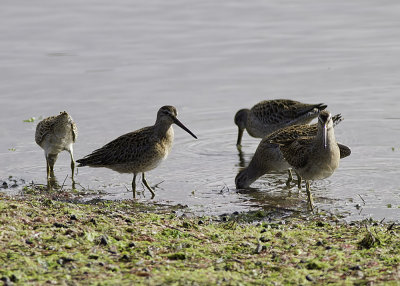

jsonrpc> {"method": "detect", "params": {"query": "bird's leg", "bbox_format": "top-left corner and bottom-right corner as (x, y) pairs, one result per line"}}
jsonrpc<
(132, 173), (137, 199)
(47, 154), (58, 178)
(142, 173), (155, 199)
(46, 157), (52, 191)
(67, 148), (76, 181)
(45, 155), (50, 182)
(67, 148), (76, 190)
(286, 169), (293, 187)
(296, 171), (302, 189)
(305, 181), (314, 212)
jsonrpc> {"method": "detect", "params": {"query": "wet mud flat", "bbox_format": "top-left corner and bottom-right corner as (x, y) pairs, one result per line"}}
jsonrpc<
(0, 185), (400, 285)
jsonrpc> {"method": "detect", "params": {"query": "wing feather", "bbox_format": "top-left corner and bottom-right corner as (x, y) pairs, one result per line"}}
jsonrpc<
(77, 126), (153, 166)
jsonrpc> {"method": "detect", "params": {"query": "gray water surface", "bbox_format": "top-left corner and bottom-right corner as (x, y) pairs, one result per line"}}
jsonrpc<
(1, 0), (400, 221)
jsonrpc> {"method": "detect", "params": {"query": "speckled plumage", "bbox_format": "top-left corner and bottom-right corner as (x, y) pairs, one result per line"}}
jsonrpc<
(270, 110), (345, 211)
(77, 106), (197, 198)
(35, 111), (77, 182)
(234, 99), (327, 148)
(235, 114), (350, 189)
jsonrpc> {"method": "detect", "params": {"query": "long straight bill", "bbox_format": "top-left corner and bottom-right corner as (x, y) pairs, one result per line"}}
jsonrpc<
(173, 117), (198, 139)
(323, 123), (327, 149)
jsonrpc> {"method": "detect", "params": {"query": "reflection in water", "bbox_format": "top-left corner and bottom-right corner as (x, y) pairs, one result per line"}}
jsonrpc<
(237, 174), (304, 210)
(47, 175), (78, 192)
(237, 149), (247, 168)
(237, 174), (339, 214)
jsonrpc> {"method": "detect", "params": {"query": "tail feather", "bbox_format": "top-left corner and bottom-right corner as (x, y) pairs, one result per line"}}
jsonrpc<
(76, 151), (107, 167)
(332, 114), (343, 127)
(316, 103), (328, 111)
(338, 143), (351, 159)
(296, 102), (327, 118)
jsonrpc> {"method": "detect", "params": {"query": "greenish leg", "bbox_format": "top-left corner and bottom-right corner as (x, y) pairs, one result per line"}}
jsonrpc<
(69, 150), (76, 189)
(68, 150), (75, 181)
(47, 154), (57, 178)
(132, 174), (137, 199)
(296, 171), (302, 189)
(46, 154), (56, 191)
(46, 156), (50, 182)
(306, 181), (314, 212)
(142, 173), (155, 199)
(286, 169), (293, 186)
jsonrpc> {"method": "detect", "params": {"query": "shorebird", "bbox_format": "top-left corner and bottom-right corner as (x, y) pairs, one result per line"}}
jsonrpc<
(234, 99), (327, 149)
(76, 106), (197, 199)
(270, 110), (345, 211)
(35, 111), (78, 182)
(235, 114), (350, 190)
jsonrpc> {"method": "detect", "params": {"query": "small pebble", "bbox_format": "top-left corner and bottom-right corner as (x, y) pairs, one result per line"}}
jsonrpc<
(99, 235), (108, 246)
(53, 222), (68, 228)
(350, 265), (362, 271)
(255, 243), (263, 254)
(355, 270), (364, 278)
(145, 248), (154, 257)
(119, 254), (130, 262)
(0, 276), (11, 285)
(57, 257), (74, 265)
(306, 274), (314, 282)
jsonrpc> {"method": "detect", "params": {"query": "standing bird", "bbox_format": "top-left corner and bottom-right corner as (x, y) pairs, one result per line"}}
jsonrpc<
(270, 110), (344, 211)
(76, 106), (197, 199)
(35, 111), (78, 183)
(234, 99), (327, 149)
(235, 114), (350, 190)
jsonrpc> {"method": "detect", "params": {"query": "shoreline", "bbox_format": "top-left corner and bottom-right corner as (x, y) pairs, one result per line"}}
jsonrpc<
(0, 189), (399, 285)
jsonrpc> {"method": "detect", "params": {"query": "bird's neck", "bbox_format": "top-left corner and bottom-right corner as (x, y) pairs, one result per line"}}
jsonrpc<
(154, 120), (174, 139)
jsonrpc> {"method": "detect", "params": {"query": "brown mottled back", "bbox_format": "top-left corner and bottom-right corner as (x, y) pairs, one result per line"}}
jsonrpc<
(251, 99), (327, 125)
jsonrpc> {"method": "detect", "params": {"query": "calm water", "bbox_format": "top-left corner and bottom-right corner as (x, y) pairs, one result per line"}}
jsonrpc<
(1, 0), (400, 221)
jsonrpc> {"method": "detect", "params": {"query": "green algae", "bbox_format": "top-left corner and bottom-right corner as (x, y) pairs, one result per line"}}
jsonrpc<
(0, 192), (399, 285)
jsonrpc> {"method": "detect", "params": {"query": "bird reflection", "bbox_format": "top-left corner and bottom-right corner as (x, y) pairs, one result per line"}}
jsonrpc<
(237, 148), (247, 168)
